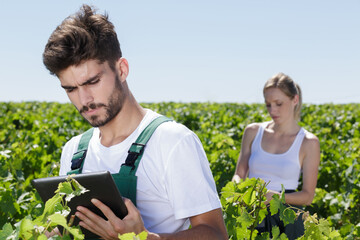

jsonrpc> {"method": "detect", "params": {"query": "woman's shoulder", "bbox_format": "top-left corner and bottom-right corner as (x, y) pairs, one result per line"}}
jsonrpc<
(243, 122), (264, 138)
(301, 129), (320, 150)
(245, 122), (269, 131)
(300, 129), (321, 166)
(245, 122), (261, 131)
(302, 129), (319, 141)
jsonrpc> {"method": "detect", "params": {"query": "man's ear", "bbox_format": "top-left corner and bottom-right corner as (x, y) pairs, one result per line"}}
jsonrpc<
(116, 58), (129, 82)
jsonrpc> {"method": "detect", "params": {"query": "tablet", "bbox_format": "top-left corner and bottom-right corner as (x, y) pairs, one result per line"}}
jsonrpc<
(32, 171), (128, 239)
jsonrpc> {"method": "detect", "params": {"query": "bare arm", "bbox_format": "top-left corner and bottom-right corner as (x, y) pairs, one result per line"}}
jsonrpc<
(148, 208), (228, 240)
(76, 198), (228, 240)
(232, 124), (259, 182)
(284, 133), (320, 206)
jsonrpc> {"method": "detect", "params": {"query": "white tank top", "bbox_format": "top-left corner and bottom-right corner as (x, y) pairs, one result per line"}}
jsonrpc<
(248, 122), (306, 192)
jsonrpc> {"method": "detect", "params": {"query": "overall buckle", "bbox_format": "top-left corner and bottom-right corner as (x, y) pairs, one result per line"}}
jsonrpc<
(71, 149), (87, 170)
(122, 143), (145, 169)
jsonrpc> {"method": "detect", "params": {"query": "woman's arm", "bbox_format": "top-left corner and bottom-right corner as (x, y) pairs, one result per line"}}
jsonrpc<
(284, 133), (320, 205)
(232, 123), (259, 182)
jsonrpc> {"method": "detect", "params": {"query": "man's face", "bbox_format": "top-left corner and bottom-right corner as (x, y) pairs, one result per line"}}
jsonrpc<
(58, 60), (125, 127)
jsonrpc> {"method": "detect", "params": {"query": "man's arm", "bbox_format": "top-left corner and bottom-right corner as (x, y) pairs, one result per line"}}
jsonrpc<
(76, 198), (228, 240)
(148, 208), (228, 240)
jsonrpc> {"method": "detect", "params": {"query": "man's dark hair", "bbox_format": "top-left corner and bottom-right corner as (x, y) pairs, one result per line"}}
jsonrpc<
(43, 4), (122, 76)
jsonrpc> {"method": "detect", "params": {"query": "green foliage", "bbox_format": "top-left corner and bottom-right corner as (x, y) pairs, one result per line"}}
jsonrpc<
(118, 232), (148, 240)
(269, 194), (296, 226)
(221, 178), (268, 239)
(0, 177), (86, 240)
(222, 179), (341, 239)
(0, 102), (359, 239)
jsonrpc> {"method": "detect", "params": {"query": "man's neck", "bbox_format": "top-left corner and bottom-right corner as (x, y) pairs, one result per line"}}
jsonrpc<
(98, 96), (146, 147)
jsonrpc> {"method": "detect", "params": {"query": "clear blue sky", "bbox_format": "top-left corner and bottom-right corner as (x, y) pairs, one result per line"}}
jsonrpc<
(1, 1), (359, 104)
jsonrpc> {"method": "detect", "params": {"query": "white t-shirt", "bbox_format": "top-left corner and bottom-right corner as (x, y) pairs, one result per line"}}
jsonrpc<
(59, 109), (221, 233)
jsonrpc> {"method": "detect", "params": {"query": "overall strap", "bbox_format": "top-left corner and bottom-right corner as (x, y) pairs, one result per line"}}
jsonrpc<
(119, 116), (172, 176)
(67, 128), (94, 175)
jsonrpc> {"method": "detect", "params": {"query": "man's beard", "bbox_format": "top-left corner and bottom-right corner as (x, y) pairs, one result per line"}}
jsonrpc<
(79, 76), (125, 127)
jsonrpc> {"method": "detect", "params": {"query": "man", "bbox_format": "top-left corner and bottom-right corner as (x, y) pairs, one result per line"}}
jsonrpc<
(43, 4), (228, 240)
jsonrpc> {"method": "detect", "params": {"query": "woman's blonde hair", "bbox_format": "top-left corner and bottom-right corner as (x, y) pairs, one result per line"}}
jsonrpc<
(263, 73), (302, 120)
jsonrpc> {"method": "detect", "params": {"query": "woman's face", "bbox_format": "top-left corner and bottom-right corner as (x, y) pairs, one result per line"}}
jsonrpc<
(264, 87), (298, 124)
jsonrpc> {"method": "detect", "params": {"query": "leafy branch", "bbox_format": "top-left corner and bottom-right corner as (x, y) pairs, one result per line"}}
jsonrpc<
(221, 178), (342, 239)
(1, 176), (86, 240)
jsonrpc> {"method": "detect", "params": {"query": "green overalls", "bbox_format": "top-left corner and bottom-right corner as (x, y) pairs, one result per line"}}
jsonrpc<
(66, 116), (171, 239)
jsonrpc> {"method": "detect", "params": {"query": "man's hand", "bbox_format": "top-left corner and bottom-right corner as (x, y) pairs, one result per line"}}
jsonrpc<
(75, 198), (146, 240)
(76, 199), (228, 240)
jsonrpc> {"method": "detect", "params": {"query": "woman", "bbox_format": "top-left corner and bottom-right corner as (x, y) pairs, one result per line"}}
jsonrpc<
(232, 73), (320, 238)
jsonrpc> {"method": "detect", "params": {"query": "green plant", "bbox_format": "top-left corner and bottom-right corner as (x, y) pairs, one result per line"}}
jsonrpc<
(0, 102), (359, 238)
(221, 178), (341, 239)
(0, 176), (86, 239)
(118, 232), (148, 240)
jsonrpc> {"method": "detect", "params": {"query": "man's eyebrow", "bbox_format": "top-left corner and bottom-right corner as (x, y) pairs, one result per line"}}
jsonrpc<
(61, 73), (102, 89)
(61, 84), (75, 90)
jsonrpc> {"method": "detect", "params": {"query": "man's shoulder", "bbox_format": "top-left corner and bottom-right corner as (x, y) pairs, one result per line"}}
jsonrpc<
(144, 109), (192, 135)
(155, 120), (193, 138)
(146, 119), (200, 150)
(62, 130), (90, 152)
